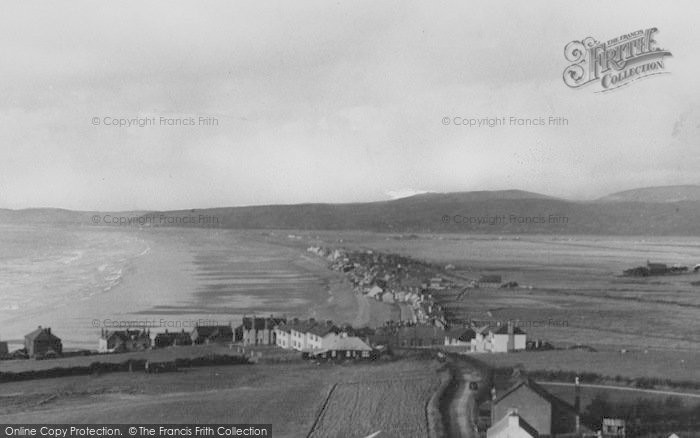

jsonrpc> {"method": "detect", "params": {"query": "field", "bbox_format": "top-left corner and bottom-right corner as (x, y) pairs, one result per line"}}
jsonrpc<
(309, 376), (440, 438)
(470, 349), (700, 383)
(0, 356), (442, 438)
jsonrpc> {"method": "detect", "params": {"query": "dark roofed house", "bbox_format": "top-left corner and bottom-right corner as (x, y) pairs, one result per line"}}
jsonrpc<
(308, 333), (374, 360)
(154, 329), (193, 348)
(445, 327), (477, 348)
(647, 261), (668, 275)
(98, 329), (151, 353)
(235, 315), (286, 346)
(491, 378), (590, 436)
(191, 324), (234, 344)
(25, 326), (62, 358)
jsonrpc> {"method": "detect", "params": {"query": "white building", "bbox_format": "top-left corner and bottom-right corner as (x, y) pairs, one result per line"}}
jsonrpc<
(491, 323), (527, 353)
(487, 411), (539, 438)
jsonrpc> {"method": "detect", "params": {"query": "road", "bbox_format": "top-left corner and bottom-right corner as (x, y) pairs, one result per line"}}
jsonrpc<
(445, 362), (481, 438)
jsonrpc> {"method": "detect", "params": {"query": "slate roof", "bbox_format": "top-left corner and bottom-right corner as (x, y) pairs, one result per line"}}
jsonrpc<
(312, 335), (372, 354)
(495, 378), (575, 413)
(494, 325), (527, 335)
(446, 327), (477, 342)
(242, 316), (286, 330)
(193, 325), (233, 337)
(25, 327), (60, 343)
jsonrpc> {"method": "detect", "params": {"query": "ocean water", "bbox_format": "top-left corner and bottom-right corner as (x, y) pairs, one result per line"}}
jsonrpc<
(0, 224), (150, 348)
(0, 225), (331, 350)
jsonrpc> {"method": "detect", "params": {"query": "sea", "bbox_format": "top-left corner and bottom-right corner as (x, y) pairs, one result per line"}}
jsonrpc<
(0, 224), (329, 350)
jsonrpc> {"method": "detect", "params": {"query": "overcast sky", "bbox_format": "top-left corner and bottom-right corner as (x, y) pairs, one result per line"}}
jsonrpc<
(1, 0), (698, 210)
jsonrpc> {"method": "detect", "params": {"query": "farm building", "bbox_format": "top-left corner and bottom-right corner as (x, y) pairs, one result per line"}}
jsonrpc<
(190, 324), (234, 344)
(487, 410), (539, 438)
(647, 261), (668, 275)
(98, 329), (151, 353)
(154, 329), (192, 348)
(235, 315), (286, 346)
(307, 333), (374, 360)
(491, 322), (527, 353)
(25, 326), (62, 358)
(491, 378), (587, 436)
(444, 327), (477, 349)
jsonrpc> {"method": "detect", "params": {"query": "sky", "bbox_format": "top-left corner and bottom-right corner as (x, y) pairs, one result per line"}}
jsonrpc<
(0, 0), (699, 210)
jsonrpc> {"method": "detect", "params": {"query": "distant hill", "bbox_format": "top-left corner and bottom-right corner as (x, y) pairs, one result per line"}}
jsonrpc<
(598, 185), (700, 203)
(2, 187), (700, 235)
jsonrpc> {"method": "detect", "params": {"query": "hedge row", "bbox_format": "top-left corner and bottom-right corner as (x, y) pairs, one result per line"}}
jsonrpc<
(0, 354), (250, 383)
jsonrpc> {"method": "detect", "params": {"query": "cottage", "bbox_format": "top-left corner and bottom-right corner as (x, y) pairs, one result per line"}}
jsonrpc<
(191, 324), (234, 344)
(284, 319), (318, 351)
(491, 378), (586, 436)
(308, 333), (374, 360)
(601, 418), (626, 437)
(154, 329), (192, 348)
(24, 326), (62, 358)
(444, 327), (477, 349)
(235, 315), (286, 346)
(487, 410), (539, 438)
(647, 260), (668, 275)
(99, 329), (151, 353)
(306, 322), (341, 351)
(274, 323), (292, 349)
(491, 322), (527, 353)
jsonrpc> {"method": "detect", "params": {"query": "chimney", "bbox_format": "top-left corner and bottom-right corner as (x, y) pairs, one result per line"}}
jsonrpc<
(507, 320), (515, 352)
(575, 376), (581, 433)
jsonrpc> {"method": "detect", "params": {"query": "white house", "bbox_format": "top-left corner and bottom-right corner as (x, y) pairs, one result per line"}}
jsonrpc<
(306, 323), (341, 351)
(491, 323), (527, 353)
(274, 324), (291, 349)
(487, 411), (539, 438)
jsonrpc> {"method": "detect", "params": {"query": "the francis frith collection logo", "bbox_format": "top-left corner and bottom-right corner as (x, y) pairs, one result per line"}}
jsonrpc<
(563, 28), (672, 92)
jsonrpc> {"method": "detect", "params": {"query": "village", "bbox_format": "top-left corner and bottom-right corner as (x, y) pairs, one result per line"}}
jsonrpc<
(3, 246), (680, 437)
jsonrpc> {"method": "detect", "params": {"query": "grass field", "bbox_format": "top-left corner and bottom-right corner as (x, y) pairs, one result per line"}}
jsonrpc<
(0, 355), (442, 438)
(469, 349), (700, 392)
(309, 377), (440, 438)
